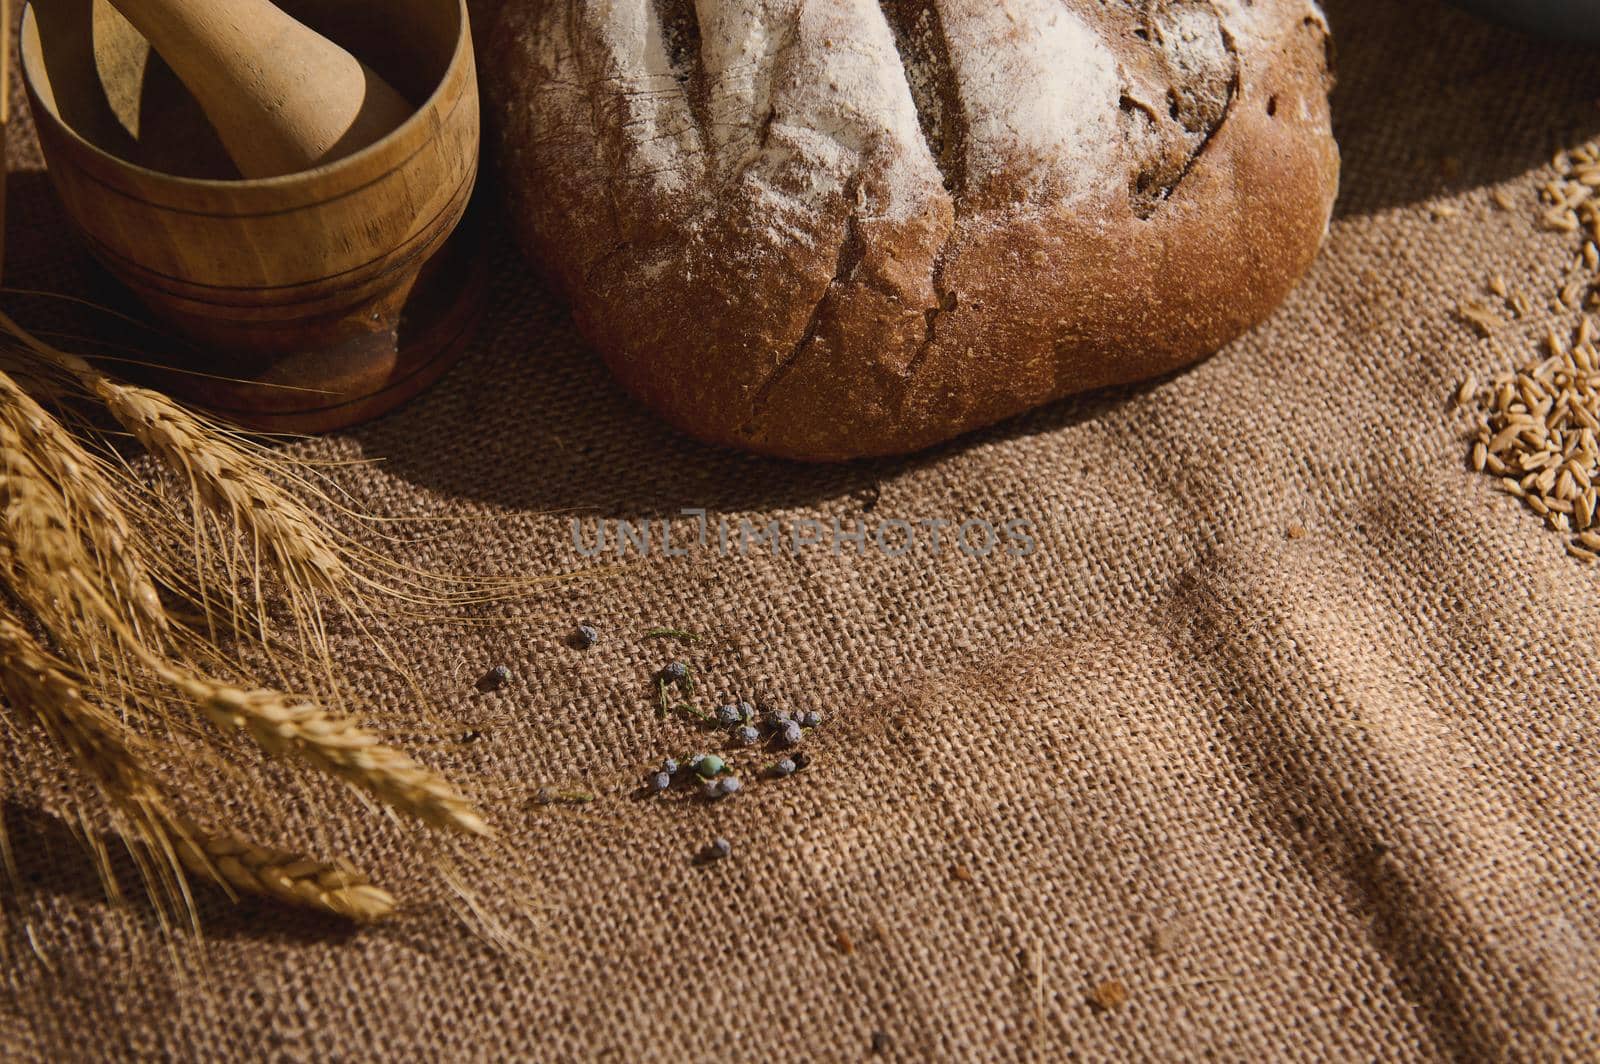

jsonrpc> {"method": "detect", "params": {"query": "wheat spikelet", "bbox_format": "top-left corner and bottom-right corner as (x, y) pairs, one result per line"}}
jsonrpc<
(172, 826), (394, 922)
(159, 669), (489, 837)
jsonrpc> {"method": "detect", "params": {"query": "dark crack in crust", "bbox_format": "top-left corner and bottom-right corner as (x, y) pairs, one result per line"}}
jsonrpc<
(651, 0), (715, 135)
(485, 0), (1341, 460)
(878, 0), (969, 196)
(1122, 0), (1241, 218)
(743, 176), (870, 430)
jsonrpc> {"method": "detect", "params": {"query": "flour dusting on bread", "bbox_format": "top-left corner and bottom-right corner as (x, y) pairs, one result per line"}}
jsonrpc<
(938, 0), (1120, 205)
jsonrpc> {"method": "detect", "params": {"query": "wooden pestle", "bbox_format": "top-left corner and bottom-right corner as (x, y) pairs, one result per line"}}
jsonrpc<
(103, 0), (413, 178)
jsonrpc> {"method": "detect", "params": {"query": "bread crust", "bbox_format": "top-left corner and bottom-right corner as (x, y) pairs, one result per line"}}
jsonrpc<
(484, 0), (1340, 460)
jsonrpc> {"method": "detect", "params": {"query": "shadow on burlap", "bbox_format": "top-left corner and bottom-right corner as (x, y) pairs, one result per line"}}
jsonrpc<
(4, 0), (1600, 1059)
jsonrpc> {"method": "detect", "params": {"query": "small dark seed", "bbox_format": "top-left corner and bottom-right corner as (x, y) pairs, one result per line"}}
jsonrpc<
(717, 776), (742, 796)
(476, 665), (512, 692)
(792, 752), (812, 771)
(573, 624), (599, 648)
(771, 758), (796, 778)
(707, 837), (731, 860)
(649, 772), (671, 792)
(737, 700), (756, 723)
(736, 725), (760, 745)
(661, 757), (679, 775)
(661, 661), (689, 683)
(801, 710), (822, 728)
(715, 703), (742, 726)
(777, 721), (803, 747)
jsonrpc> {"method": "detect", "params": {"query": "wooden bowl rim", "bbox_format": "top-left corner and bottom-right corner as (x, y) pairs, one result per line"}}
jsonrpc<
(19, 0), (472, 192)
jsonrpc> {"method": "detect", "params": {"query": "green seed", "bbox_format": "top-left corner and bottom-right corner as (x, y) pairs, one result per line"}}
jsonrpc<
(694, 754), (725, 778)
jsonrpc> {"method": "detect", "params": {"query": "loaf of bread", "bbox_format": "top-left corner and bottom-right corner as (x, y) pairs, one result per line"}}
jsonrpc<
(482, 0), (1339, 460)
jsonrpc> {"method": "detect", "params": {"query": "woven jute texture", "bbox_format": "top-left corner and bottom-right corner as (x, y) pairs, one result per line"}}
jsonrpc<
(6, 1), (1600, 1059)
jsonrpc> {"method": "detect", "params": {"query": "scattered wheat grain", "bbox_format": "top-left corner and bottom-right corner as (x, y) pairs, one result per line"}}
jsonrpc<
(1459, 302), (1502, 337)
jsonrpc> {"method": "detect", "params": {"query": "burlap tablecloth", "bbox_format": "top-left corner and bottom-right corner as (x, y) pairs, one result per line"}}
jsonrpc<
(5, 1), (1600, 1059)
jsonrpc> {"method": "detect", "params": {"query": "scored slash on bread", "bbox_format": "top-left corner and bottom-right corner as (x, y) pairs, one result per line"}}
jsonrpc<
(482, 0), (1339, 460)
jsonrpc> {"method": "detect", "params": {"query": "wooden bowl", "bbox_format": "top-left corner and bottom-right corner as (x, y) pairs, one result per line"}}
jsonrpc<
(19, 0), (483, 432)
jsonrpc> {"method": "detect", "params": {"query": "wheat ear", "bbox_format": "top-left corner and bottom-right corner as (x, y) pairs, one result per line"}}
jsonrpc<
(0, 417), (155, 720)
(0, 371), (483, 836)
(157, 668), (489, 837)
(6, 316), (550, 619)
(0, 316), (347, 595)
(0, 612), (392, 920)
(171, 826), (394, 922)
(0, 370), (167, 639)
(92, 381), (350, 596)
(0, 613), (170, 834)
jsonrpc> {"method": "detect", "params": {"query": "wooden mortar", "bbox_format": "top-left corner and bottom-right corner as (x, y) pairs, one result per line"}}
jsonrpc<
(20, 0), (483, 432)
